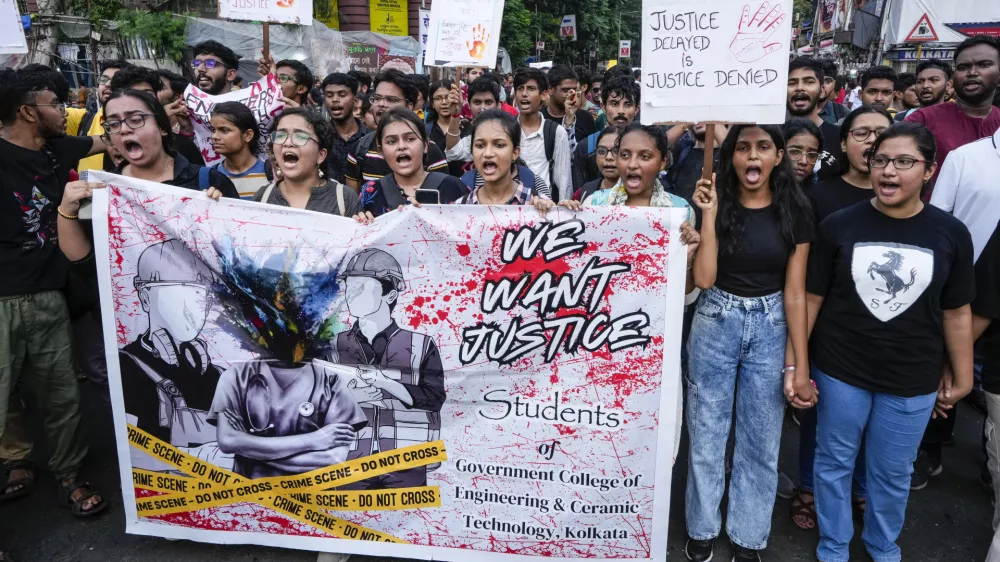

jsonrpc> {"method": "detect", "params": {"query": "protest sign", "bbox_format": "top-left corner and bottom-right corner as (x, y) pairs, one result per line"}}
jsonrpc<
(0, 0), (27, 55)
(419, 8), (431, 61)
(183, 74), (284, 166)
(347, 42), (382, 74)
(639, 0), (792, 124)
(422, 0), (505, 68)
(370, 0), (408, 36)
(91, 172), (686, 562)
(218, 0), (313, 25)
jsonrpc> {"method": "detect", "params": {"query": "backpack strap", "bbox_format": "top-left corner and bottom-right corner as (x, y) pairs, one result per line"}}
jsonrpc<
(261, 180), (278, 203)
(460, 168), (477, 190)
(378, 174), (408, 209)
(198, 166), (211, 191)
(542, 119), (558, 197)
(77, 109), (97, 137)
(421, 171), (447, 193)
(336, 182), (345, 216)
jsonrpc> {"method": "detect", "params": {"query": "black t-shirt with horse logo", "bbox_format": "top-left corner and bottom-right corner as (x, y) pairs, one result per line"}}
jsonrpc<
(806, 200), (974, 397)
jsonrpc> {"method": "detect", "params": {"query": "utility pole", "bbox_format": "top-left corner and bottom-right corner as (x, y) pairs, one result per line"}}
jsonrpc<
(87, 0), (99, 87)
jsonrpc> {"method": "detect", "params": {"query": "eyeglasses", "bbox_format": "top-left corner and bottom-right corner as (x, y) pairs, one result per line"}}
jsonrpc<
(98, 76), (112, 85)
(371, 94), (404, 105)
(277, 73), (297, 84)
(31, 102), (67, 115)
(102, 113), (153, 134)
(787, 147), (820, 162)
(272, 130), (318, 147)
(431, 95), (449, 103)
(869, 155), (927, 170)
(595, 147), (617, 158)
(849, 127), (888, 142)
(191, 59), (223, 69)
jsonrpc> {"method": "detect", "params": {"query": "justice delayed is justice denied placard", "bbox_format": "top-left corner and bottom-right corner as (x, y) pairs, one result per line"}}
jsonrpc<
(91, 172), (687, 562)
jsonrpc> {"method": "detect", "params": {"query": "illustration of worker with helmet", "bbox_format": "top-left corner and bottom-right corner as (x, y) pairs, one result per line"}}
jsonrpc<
(119, 239), (226, 470)
(331, 248), (446, 490)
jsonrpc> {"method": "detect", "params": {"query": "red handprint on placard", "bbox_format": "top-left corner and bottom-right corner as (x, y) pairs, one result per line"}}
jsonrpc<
(729, 2), (786, 63)
(466, 24), (491, 60)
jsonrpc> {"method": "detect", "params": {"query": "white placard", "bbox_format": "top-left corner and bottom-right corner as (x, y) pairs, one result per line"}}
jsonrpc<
(422, 0), (505, 68)
(0, 0), (27, 55)
(640, 0), (792, 124)
(218, 0), (313, 25)
(419, 8), (431, 61)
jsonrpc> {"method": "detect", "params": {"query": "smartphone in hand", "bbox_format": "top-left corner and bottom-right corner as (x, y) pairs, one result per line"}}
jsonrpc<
(414, 189), (441, 205)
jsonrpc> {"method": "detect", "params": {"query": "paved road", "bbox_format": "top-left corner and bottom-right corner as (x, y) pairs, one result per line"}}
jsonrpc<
(1, 383), (994, 561)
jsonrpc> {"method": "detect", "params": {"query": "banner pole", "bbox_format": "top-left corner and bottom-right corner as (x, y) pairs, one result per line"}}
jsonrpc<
(701, 123), (716, 181)
(263, 22), (270, 61)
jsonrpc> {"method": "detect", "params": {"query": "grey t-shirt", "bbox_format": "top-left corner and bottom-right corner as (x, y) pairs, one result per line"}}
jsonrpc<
(252, 179), (360, 217)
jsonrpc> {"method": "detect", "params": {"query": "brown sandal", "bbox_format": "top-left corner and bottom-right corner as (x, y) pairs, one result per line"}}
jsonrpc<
(59, 480), (108, 518)
(791, 490), (817, 530)
(0, 461), (36, 504)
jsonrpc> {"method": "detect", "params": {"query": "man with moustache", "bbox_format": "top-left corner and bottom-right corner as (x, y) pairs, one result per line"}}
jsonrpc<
(786, 57), (841, 181)
(191, 40), (241, 96)
(858, 65), (897, 115)
(907, 36), (1000, 196)
(570, 75), (639, 189)
(321, 73), (368, 184)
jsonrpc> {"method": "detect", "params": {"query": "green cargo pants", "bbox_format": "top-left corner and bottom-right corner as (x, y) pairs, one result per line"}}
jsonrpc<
(0, 291), (87, 480)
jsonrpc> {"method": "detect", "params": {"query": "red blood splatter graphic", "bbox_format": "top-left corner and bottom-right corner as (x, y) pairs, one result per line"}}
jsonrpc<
(456, 243), (471, 256)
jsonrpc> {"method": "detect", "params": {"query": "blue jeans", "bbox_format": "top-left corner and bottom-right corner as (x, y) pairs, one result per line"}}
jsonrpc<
(685, 288), (787, 550)
(813, 368), (936, 562)
(799, 405), (867, 498)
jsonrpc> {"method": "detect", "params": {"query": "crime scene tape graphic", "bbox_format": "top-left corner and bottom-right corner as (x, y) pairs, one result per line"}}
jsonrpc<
(127, 424), (445, 542)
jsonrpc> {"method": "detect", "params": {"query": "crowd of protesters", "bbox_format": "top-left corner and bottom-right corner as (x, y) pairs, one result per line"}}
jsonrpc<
(1, 32), (1000, 562)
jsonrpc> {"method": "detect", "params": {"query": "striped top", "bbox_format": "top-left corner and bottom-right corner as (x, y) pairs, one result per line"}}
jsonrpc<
(212, 156), (269, 200)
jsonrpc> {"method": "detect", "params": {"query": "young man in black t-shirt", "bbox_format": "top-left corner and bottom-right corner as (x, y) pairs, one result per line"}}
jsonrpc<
(0, 67), (109, 516)
(540, 64), (597, 153)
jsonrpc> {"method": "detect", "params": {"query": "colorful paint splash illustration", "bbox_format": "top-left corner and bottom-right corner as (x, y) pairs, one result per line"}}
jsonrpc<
(212, 237), (344, 363)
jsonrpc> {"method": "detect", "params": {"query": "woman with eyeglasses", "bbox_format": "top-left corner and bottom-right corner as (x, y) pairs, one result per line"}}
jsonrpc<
(788, 107), (894, 531)
(808, 107), (894, 223)
(806, 122), (973, 562)
(103, 89), (239, 197)
(574, 126), (622, 201)
(426, 79), (468, 178)
(782, 118), (824, 184)
(253, 107), (360, 217)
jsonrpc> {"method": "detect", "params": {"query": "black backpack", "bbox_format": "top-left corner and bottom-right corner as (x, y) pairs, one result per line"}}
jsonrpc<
(352, 131), (377, 180)
(77, 109), (99, 137)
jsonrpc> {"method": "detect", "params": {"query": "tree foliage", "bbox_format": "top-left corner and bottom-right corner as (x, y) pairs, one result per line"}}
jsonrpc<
(501, 0), (642, 68)
(116, 10), (188, 62)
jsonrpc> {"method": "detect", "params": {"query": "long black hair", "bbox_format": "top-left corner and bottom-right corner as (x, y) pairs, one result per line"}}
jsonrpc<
(716, 124), (813, 255)
(104, 88), (175, 152)
(869, 121), (937, 167)
(425, 78), (454, 124)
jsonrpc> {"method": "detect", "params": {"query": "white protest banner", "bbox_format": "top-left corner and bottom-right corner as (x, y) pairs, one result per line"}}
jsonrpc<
(619, 40), (632, 58)
(183, 74), (284, 166)
(219, 0), (313, 25)
(640, 0), (792, 124)
(0, 0), (27, 55)
(91, 172), (686, 562)
(561, 14), (577, 41)
(422, 0), (505, 68)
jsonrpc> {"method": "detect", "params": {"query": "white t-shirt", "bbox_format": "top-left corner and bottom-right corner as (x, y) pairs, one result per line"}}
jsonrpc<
(930, 127), (1000, 263)
(846, 87), (861, 110)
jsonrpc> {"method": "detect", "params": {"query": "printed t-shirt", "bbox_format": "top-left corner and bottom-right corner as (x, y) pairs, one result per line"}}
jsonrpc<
(807, 201), (975, 397)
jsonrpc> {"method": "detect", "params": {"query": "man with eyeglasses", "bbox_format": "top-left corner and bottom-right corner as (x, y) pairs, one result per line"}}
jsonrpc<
(0, 67), (109, 520)
(344, 69), (449, 190)
(69, 60), (128, 172)
(261, 57), (314, 108)
(192, 40), (241, 96)
(541, 65), (597, 154)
